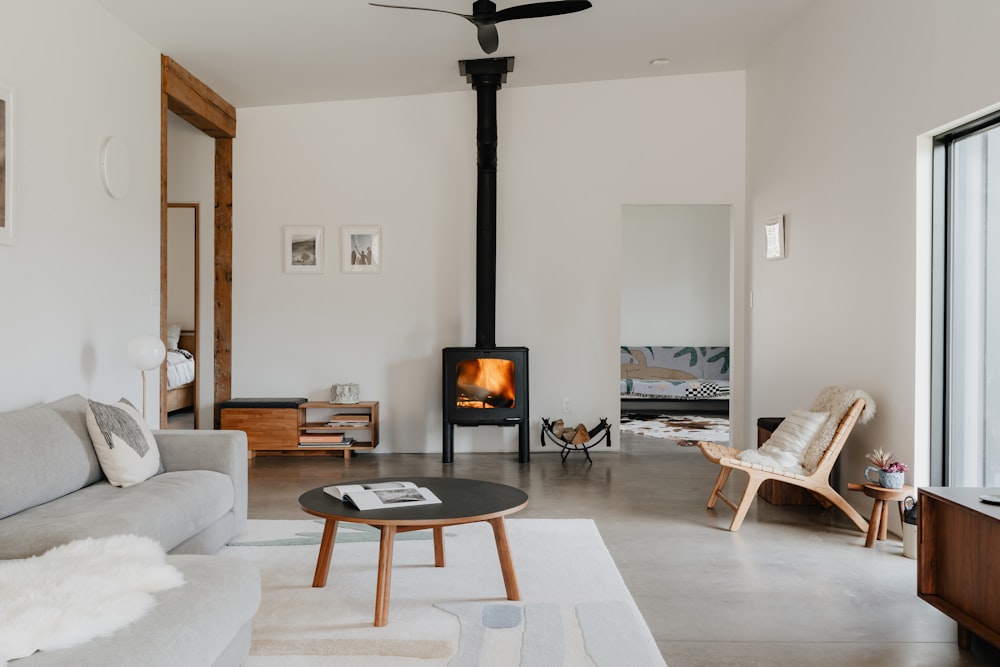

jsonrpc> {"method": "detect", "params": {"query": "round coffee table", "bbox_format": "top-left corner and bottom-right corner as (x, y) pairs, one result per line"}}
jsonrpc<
(298, 477), (528, 627)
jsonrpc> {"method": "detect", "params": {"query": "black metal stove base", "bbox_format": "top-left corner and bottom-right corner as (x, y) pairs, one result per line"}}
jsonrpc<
(443, 420), (530, 464)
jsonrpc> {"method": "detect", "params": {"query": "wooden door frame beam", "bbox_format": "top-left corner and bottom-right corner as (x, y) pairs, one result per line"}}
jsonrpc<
(161, 55), (235, 427)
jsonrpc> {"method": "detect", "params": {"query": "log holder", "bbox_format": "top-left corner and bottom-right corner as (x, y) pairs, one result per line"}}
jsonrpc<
(540, 418), (612, 463)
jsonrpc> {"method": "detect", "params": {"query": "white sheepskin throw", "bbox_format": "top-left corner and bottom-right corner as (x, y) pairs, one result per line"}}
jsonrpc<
(738, 387), (876, 475)
(0, 535), (184, 664)
(800, 386), (876, 473)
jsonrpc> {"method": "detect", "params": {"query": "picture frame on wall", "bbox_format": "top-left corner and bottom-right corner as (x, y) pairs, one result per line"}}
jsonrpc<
(283, 226), (324, 273)
(764, 215), (784, 260)
(0, 83), (13, 245)
(342, 225), (381, 274)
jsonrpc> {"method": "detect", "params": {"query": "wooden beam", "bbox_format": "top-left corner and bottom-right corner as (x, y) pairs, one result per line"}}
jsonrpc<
(162, 55), (236, 139)
(214, 137), (234, 427)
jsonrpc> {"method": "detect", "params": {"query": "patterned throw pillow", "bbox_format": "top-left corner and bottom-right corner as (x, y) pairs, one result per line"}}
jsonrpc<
(85, 398), (161, 487)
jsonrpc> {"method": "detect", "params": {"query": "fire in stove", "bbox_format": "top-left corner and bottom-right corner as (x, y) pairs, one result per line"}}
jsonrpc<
(455, 358), (515, 409)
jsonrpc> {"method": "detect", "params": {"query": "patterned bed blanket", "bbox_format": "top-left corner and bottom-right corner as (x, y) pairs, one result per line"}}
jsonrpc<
(620, 346), (730, 399)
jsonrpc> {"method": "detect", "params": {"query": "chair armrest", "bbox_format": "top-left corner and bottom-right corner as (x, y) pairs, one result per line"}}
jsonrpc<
(153, 429), (248, 529)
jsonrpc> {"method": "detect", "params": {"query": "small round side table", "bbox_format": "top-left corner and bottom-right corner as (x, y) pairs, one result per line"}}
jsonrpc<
(849, 482), (915, 548)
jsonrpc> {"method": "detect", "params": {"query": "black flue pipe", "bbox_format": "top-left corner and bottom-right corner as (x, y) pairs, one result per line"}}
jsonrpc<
(459, 57), (514, 349)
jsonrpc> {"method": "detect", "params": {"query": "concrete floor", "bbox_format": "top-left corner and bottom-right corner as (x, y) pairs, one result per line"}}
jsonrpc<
(246, 433), (1000, 666)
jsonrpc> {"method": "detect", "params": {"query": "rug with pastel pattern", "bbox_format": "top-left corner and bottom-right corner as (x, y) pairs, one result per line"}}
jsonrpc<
(223, 518), (666, 666)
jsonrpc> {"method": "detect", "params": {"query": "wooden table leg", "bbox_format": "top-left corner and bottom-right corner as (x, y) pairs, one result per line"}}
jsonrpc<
(879, 500), (890, 541)
(374, 525), (397, 627)
(958, 623), (972, 649)
(489, 517), (521, 600)
(312, 519), (339, 587)
(433, 526), (445, 567)
(865, 500), (882, 548)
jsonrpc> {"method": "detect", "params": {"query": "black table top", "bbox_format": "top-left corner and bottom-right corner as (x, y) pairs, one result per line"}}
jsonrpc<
(298, 477), (529, 526)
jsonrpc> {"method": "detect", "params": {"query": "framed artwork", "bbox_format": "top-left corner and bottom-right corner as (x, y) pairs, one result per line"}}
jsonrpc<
(764, 215), (784, 260)
(342, 225), (381, 273)
(0, 83), (12, 245)
(283, 226), (324, 273)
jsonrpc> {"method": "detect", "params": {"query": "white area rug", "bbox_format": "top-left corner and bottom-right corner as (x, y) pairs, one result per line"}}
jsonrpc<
(222, 519), (665, 666)
(619, 414), (729, 445)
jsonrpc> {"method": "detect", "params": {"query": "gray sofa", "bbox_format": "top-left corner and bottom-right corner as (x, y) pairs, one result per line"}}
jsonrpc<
(0, 394), (261, 666)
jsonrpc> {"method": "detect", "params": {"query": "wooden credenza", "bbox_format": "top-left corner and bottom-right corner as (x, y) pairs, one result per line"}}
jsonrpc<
(219, 397), (380, 459)
(918, 486), (1000, 649)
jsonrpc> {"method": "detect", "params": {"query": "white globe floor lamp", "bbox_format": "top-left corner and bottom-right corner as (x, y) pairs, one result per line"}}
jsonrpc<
(128, 335), (166, 420)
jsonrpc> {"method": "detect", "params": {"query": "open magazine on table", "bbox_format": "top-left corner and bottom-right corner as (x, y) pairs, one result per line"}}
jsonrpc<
(323, 481), (442, 511)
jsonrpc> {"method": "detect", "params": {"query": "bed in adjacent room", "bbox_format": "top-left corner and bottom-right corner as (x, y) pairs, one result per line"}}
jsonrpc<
(620, 346), (729, 415)
(166, 325), (196, 413)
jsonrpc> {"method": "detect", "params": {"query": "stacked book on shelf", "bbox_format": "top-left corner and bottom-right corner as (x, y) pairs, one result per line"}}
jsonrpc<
(326, 414), (371, 428)
(299, 433), (355, 448)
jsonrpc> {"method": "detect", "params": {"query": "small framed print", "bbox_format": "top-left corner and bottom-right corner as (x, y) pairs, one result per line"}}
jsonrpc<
(283, 226), (324, 273)
(764, 215), (785, 260)
(0, 82), (13, 245)
(342, 225), (381, 274)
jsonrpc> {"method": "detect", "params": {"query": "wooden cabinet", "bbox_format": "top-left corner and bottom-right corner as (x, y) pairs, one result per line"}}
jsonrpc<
(219, 398), (379, 459)
(219, 398), (306, 458)
(918, 486), (1000, 650)
(297, 401), (380, 459)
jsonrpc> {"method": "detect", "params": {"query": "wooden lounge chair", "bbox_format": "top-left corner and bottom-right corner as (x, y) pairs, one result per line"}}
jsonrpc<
(699, 397), (871, 532)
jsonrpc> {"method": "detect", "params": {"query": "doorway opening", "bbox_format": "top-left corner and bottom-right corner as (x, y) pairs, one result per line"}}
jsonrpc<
(619, 204), (733, 443)
(159, 56), (236, 427)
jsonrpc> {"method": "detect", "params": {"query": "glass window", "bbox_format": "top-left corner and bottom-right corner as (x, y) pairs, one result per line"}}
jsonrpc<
(936, 116), (1000, 486)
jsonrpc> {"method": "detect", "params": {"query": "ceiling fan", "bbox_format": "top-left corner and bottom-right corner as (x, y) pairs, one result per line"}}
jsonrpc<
(369, 0), (593, 54)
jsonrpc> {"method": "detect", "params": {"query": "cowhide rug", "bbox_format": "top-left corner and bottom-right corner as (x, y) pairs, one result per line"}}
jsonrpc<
(620, 413), (729, 446)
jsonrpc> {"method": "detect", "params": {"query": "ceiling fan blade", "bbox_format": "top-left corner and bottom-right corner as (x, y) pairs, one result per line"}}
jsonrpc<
(368, 3), (471, 20)
(476, 23), (500, 53)
(493, 0), (592, 23)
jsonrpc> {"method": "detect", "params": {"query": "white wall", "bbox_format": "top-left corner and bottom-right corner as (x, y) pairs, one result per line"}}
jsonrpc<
(234, 71), (746, 454)
(746, 0), (1000, 493)
(621, 204), (730, 346)
(166, 111), (215, 426)
(166, 207), (195, 328)
(0, 1), (161, 417)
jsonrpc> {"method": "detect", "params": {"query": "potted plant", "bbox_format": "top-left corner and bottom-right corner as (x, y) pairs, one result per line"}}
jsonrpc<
(864, 448), (909, 489)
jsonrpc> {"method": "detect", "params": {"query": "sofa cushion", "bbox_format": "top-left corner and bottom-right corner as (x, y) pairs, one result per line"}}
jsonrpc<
(86, 398), (161, 487)
(0, 470), (235, 559)
(11, 554), (261, 667)
(0, 395), (103, 521)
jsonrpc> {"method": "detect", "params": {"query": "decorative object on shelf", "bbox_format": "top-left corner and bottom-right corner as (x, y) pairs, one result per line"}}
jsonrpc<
(1, 81), (13, 245)
(864, 448), (908, 489)
(127, 335), (166, 419)
(99, 136), (131, 199)
(764, 214), (784, 259)
(283, 226), (324, 274)
(330, 383), (360, 404)
(341, 225), (381, 274)
(540, 417), (612, 463)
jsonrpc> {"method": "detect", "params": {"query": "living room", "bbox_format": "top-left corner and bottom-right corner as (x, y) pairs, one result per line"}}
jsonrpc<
(3, 0), (1000, 664)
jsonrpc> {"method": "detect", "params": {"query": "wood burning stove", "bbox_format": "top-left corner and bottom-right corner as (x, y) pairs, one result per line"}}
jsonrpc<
(442, 346), (529, 463)
(442, 56), (530, 464)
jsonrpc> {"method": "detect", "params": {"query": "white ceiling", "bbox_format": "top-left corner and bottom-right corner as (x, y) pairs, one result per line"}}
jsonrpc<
(95, 0), (817, 109)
